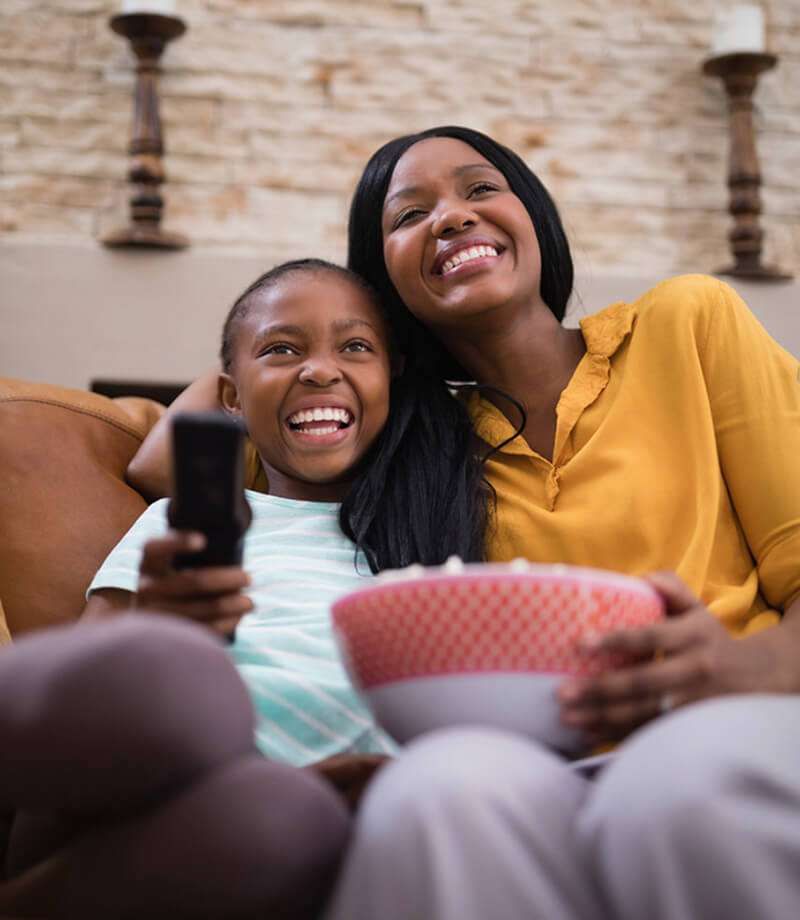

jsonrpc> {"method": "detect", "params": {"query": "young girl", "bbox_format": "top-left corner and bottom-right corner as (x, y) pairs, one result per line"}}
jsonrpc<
(0, 257), (492, 919)
(86, 258), (402, 767)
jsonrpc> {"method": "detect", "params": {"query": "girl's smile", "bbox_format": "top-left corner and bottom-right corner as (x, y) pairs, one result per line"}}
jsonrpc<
(285, 397), (356, 445)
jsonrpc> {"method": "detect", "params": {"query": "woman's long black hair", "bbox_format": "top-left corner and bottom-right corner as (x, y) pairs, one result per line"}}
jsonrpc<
(342, 126), (575, 568)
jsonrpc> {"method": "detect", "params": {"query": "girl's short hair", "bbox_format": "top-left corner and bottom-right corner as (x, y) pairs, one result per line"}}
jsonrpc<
(347, 125), (574, 381)
(220, 258), (379, 372)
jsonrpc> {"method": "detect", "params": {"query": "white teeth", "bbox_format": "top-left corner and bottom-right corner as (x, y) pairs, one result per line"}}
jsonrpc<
(305, 426), (339, 436)
(441, 245), (499, 275)
(287, 407), (353, 426)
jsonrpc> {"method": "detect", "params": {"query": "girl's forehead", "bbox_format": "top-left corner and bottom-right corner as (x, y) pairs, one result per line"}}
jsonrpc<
(244, 271), (387, 334)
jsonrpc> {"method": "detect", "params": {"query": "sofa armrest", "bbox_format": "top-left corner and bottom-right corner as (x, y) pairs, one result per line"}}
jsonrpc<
(0, 378), (165, 637)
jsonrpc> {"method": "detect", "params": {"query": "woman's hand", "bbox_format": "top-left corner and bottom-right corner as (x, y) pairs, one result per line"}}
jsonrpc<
(557, 571), (780, 746)
(310, 753), (391, 812)
(135, 530), (254, 639)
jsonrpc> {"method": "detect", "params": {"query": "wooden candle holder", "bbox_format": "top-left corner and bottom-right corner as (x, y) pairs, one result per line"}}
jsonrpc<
(102, 12), (188, 250)
(702, 51), (791, 281)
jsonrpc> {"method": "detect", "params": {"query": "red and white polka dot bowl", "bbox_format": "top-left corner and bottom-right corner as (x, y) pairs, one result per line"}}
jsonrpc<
(332, 561), (665, 753)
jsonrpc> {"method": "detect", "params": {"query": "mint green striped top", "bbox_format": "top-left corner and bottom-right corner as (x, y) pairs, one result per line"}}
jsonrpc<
(88, 491), (398, 766)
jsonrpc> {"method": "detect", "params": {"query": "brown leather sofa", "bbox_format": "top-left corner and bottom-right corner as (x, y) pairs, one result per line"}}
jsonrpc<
(0, 375), (165, 642)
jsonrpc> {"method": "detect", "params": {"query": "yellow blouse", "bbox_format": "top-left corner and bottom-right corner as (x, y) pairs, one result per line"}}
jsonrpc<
(467, 275), (800, 636)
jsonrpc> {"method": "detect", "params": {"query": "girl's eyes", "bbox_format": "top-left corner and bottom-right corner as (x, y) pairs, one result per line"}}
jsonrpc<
(343, 340), (373, 353)
(259, 341), (374, 357)
(260, 343), (298, 357)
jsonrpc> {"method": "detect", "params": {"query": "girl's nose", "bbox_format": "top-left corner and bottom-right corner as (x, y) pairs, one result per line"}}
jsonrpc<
(298, 358), (343, 387)
(431, 203), (478, 239)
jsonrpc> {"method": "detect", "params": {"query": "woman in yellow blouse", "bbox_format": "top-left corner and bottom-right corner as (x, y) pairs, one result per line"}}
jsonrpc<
(325, 126), (800, 920)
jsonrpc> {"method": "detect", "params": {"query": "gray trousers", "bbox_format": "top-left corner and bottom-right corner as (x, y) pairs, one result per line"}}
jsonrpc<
(326, 695), (800, 920)
(0, 614), (351, 920)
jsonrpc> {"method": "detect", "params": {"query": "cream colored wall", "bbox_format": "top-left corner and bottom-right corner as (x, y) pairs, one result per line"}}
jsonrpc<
(2, 242), (796, 392)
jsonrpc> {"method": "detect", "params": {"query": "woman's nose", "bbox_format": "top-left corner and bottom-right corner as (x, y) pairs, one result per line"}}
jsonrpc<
(298, 357), (343, 387)
(431, 203), (478, 239)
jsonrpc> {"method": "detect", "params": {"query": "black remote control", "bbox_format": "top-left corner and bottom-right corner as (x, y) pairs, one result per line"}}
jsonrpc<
(167, 412), (252, 569)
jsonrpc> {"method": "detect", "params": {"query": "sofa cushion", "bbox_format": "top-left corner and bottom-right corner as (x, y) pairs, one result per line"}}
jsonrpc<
(0, 378), (164, 637)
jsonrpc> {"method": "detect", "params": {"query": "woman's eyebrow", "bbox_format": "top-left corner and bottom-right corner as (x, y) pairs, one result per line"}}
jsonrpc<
(384, 164), (501, 210)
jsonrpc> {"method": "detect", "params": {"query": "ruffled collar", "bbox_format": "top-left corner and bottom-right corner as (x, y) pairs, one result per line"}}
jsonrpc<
(465, 299), (637, 454)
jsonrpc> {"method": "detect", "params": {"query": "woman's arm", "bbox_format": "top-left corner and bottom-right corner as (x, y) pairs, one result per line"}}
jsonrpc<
(127, 368), (223, 501)
(559, 573), (800, 745)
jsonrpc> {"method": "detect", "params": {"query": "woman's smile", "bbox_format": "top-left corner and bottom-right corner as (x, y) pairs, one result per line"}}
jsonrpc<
(432, 237), (505, 279)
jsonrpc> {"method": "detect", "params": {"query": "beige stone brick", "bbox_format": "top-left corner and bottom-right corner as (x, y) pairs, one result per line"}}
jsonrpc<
(229, 157), (362, 198)
(423, 0), (546, 35)
(2, 147), (126, 180)
(0, 87), (129, 124)
(0, 63), (99, 95)
(20, 117), (123, 151)
(0, 11), (84, 66)
(0, 174), (116, 209)
(204, 0), (425, 29)
(161, 154), (229, 185)
(2, 202), (97, 240)
(0, 121), (20, 149)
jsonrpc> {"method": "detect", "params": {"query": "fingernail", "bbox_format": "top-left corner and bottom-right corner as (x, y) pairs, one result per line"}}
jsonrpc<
(580, 632), (603, 651)
(559, 682), (582, 702)
(187, 533), (206, 549)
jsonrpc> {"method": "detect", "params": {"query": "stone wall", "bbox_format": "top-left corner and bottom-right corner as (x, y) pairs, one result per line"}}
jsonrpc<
(1, 0), (798, 278)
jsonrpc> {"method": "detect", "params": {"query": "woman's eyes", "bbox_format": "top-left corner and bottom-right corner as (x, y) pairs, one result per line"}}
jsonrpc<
(468, 182), (498, 197)
(391, 184), (500, 229)
(393, 208), (424, 229)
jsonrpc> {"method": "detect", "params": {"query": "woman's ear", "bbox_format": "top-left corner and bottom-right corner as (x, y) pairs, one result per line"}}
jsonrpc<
(219, 372), (242, 418)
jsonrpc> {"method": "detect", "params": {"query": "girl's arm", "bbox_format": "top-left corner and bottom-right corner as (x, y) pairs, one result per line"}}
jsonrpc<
(82, 588), (133, 619)
(127, 368), (223, 501)
(81, 531), (253, 638)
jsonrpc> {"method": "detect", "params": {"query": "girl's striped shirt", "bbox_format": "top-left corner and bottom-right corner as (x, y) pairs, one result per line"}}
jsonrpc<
(88, 491), (397, 765)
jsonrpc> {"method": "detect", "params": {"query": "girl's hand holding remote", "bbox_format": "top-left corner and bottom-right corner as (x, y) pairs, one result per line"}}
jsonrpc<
(135, 531), (254, 639)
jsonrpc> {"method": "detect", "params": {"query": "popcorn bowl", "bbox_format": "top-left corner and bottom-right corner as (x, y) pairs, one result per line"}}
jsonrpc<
(332, 561), (664, 754)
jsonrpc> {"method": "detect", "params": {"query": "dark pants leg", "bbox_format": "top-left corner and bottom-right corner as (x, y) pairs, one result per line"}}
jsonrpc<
(0, 614), (350, 919)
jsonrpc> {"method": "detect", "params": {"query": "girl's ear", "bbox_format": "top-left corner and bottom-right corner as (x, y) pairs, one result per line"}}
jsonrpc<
(219, 372), (242, 418)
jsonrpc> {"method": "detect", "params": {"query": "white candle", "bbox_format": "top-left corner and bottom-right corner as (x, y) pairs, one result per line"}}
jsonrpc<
(711, 4), (766, 55)
(121, 1), (177, 14)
